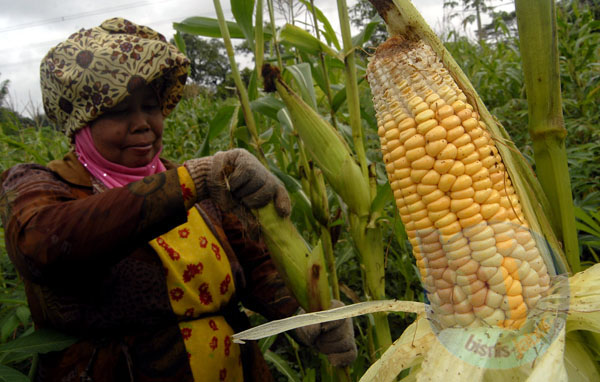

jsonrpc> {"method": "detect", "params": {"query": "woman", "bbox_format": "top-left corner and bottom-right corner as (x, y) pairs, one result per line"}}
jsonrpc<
(0, 18), (355, 381)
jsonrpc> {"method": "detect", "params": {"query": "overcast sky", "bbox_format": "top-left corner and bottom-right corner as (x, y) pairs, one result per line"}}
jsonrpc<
(0, 0), (511, 115)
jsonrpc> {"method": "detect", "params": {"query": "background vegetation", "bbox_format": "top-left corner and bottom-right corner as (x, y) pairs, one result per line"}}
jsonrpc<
(0, 0), (598, 380)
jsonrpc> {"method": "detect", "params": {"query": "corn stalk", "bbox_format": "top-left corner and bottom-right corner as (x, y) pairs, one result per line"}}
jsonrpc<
(514, 0), (580, 273)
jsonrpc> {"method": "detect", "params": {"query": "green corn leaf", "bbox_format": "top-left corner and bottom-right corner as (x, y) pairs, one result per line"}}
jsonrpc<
(198, 105), (237, 157)
(351, 15), (382, 47)
(0, 329), (77, 354)
(279, 24), (342, 60)
(264, 350), (301, 382)
(173, 31), (187, 55)
(231, 0), (255, 49)
(0, 364), (29, 382)
(370, 183), (393, 215)
(258, 335), (277, 353)
(285, 63), (317, 109)
(298, 0), (341, 50)
(250, 95), (285, 121)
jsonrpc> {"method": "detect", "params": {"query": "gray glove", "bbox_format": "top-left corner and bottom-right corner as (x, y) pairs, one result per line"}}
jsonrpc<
(294, 300), (357, 367)
(184, 149), (291, 217)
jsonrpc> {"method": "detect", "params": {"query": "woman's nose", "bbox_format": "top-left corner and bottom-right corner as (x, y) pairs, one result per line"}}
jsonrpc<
(128, 109), (151, 132)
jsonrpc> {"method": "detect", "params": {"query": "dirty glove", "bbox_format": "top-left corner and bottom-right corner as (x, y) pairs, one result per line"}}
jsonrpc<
(294, 300), (357, 367)
(184, 148), (291, 217)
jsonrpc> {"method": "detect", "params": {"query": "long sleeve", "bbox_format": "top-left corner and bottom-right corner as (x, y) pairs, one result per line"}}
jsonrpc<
(1, 163), (187, 284)
(219, 210), (300, 320)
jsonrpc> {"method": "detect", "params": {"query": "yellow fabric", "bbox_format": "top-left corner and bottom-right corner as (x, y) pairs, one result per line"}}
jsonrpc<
(148, 167), (242, 381)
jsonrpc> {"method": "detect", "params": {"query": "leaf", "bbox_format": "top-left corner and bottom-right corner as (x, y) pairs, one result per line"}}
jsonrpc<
(174, 17), (245, 39)
(285, 63), (317, 109)
(370, 183), (393, 215)
(251, 95), (285, 121)
(173, 31), (187, 55)
(351, 15), (382, 48)
(278, 24), (341, 60)
(231, 0), (255, 49)
(258, 334), (277, 353)
(297, 0), (340, 50)
(233, 300), (425, 342)
(0, 364), (29, 382)
(264, 350), (301, 382)
(198, 105), (237, 156)
(0, 329), (77, 355)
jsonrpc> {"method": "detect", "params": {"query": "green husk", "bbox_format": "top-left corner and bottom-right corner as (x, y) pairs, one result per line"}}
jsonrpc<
(255, 204), (331, 312)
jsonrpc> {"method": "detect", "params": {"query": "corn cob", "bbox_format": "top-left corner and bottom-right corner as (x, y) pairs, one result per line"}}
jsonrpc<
(367, 36), (550, 330)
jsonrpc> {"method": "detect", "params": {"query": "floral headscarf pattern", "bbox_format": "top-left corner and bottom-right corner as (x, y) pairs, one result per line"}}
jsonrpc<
(40, 18), (190, 137)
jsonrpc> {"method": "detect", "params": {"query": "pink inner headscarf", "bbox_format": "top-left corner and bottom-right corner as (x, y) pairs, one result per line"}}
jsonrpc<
(74, 126), (166, 189)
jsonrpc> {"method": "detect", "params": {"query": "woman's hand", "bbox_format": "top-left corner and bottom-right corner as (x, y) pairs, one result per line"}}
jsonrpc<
(185, 149), (291, 217)
(294, 300), (358, 367)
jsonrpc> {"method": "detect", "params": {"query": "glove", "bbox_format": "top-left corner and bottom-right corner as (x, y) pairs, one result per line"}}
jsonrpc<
(184, 149), (291, 217)
(294, 300), (357, 367)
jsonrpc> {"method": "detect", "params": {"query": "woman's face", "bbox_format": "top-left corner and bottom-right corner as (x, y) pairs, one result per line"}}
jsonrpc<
(90, 84), (164, 168)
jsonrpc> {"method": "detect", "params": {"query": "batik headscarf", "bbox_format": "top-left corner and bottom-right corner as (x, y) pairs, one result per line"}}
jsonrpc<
(40, 17), (190, 137)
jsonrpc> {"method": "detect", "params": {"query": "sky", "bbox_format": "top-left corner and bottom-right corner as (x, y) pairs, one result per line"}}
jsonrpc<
(0, 0), (512, 116)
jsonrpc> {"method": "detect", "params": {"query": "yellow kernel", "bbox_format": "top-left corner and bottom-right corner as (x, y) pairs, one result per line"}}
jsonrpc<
(393, 167), (411, 180)
(457, 259), (479, 275)
(457, 203), (480, 219)
(456, 108), (472, 121)
(422, 189), (445, 204)
(427, 196), (451, 212)
(426, 139), (448, 157)
(384, 128), (399, 142)
(386, 139), (401, 152)
(434, 159), (454, 174)
(413, 101), (429, 114)
(399, 128), (417, 144)
(481, 155), (497, 169)
(434, 212), (458, 229)
(468, 127), (484, 139)
(404, 192), (421, 205)
(441, 115), (462, 130)
(470, 226), (494, 241)
(451, 198), (474, 212)
(446, 243), (471, 260)
(389, 145), (406, 162)
(430, 99), (446, 112)
(398, 118), (416, 131)
(407, 200), (426, 213)
(448, 161), (466, 176)
(481, 203), (501, 219)
(446, 126), (466, 143)
(396, 176), (414, 190)
(406, 147), (426, 162)
(443, 237), (468, 252)
(452, 100), (466, 112)
(460, 213), (484, 228)
(438, 174), (456, 192)
(410, 169), (428, 183)
(415, 109), (435, 124)
(486, 189), (501, 204)
(407, 96), (424, 110)
(462, 151), (480, 164)
(437, 143), (458, 160)
(428, 209), (450, 222)
(417, 119), (438, 135)
(411, 208), (428, 221)
(425, 125), (447, 141)
(401, 184), (417, 197)
(439, 221), (463, 236)
(472, 167), (490, 182)
(436, 104), (454, 120)
(473, 136), (488, 148)
(478, 145), (493, 158)
(421, 170), (441, 185)
(462, 117), (479, 131)
(417, 184), (438, 196)
(473, 178), (493, 191)
(451, 175), (473, 192)
(452, 133), (472, 147)
(411, 155), (435, 170)
(404, 134), (426, 150)
(457, 143), (476, 160)
(414, 217), (434, 230)
(450, 187), (475, 199)
(465, 161), (483, 176)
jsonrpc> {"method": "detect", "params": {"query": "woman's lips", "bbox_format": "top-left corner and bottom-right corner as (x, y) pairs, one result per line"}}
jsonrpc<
(127, 143), (153, 154)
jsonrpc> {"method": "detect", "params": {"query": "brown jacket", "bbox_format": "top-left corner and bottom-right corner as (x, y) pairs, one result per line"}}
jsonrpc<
(0, 152), (298, 381)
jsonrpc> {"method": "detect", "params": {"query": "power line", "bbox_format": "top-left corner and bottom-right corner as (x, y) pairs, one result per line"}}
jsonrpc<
(0, 0), (178, 33)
